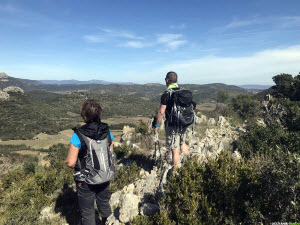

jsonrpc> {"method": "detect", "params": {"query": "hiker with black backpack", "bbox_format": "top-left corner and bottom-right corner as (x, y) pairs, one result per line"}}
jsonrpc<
(154, 71), (196, 166)
(66, 99), (115, 225)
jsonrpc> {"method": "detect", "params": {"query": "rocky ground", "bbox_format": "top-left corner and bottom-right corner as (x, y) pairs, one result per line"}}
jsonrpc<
(105, 114), (243, 224)
(35, 113), (246, 225)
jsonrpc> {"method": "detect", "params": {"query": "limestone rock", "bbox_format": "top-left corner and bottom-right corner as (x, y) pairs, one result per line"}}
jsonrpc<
(207, 118), (216, 126)
(121, 125), (135, 142)
(110, 191), (122, 209)
(237, 127), (247, 134)
(231, 150), (241, 161)
(3, 86), (24, 94)
(217, 116), (229, 127)
(0, 90), (9, 100)
(0, 72), (8, 79)
(39, 206), (57, 221)
(107, 214), (120, 225)
(119, 193), (140, 223)
(195, 115), (207, 124)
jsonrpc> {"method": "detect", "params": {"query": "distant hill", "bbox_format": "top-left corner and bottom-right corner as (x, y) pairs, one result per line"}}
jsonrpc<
(239, 84), (271, 90)
(39, 79), (134, 85)
(91, 83), (250, 103)
(1, 73), (251, 103)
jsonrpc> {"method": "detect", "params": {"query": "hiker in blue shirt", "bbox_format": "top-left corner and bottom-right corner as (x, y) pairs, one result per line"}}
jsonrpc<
(66, 99), (114, 225)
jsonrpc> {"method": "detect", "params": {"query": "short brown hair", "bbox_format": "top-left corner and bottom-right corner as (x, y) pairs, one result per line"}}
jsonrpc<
(81, 99), (102, 123)
(165, 71), (178, 83)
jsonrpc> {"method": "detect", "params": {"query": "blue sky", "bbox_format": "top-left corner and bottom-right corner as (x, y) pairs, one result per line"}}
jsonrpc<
(0, 0), (300, 85)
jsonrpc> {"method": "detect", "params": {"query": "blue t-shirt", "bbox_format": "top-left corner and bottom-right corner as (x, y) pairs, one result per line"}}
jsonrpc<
(70, 130), (114, 150)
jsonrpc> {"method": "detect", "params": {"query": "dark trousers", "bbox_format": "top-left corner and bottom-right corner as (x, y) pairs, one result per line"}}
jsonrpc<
(76, 181), (112, 225)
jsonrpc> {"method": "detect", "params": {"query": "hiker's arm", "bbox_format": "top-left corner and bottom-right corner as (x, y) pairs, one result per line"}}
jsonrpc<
(155, 104), (166, 133)
(110, 142), (114, 151)
(65, 144), (79, 168)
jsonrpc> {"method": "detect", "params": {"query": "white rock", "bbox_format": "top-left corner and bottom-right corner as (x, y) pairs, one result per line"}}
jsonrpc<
(107, 214), (120, 225)
(207, 118), (216, 126)
(39, 206), (55, 221)
(110, 191), (122, 209)
(0, 72), (8, 78)
(3, 86), (24, 94)
(237, 127), (247, 134)
(119, 193), (140, 223)
(132, 144), (140, 150)
(123, 183), (135, 193)
(0, 90), (9, 100)
(217, 116), (229, 127)
(231, 151), (242, 161)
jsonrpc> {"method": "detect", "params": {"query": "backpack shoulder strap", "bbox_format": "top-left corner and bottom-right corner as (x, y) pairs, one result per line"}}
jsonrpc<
(72, 127), (85, 146)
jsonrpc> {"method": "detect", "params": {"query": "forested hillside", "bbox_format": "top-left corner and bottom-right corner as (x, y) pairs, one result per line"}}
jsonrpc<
(0, 91), (157, 140)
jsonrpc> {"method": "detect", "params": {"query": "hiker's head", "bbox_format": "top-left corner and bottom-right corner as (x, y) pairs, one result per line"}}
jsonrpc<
(81, 99), (102, 123)
(165, 71), (178, 85)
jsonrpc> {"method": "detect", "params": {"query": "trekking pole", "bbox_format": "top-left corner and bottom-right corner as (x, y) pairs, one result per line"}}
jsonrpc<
(153, 132), (163, 168)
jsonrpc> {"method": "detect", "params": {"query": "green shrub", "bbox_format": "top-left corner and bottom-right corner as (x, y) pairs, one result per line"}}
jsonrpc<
(114, 144), (131, 158)
(234, 124), (300, 158)
(152, 152), (299, 224)
(48, 144), (69, 167)
(23, 160), (37, 175)
(110, 162), (141, 193)
(132, 215), (154, 225)
(4, 176), (51, 225)
(1, 169), (26, 190)
(231, 95), (260, 120)
(135, 119), (149, 136)
(217, 90), (229, 103)
(272, 73), (300, 101)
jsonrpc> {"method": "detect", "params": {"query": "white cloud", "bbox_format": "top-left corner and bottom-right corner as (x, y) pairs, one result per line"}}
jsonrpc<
(83, 35), (105, 43)
(123, 41), (145, 48)
(83, 28), (144, 45)
(157, 33), (187, 50)
(157, 33), (182, 43)
(99, 28), (143, 40)
(170, 23), (186, 30)
(215, 16), (300, 33)
(149, 45), (300, 84)
(166, 40), (187, 50)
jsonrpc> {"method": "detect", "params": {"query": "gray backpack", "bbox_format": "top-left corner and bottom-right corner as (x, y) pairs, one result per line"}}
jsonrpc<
(74, 131), (115, 185)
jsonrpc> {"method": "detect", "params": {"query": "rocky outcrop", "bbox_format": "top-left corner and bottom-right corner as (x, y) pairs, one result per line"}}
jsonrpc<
(119, 193), (140, 223)
(0, 72), (9, 79)
(107, 116), (242, 224)
(3, 86), (24, 93)
(0, 89), (9, 100)
(0, 86), (24, 100)
(120, 125), (135, 143)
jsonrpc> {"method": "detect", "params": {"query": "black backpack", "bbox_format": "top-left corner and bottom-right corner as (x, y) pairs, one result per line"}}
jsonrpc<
(168, 88), (196, 127)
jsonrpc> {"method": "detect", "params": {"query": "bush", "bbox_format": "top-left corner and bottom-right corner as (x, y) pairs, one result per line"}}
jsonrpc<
(48, 144), (69, 167)
(231, 95), (260, 120)
(114, 144), (131, 158)
(234, 124), (300, 158)
(153, 152), (299, 224)
(135, 119), (149, 136)
(23, 160), (37, 175)
(272, 73), (300, 101)
(110, 162), (141, 193)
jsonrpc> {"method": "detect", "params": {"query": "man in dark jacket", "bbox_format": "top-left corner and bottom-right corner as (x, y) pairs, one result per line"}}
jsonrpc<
(154, 71), (189, 166)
